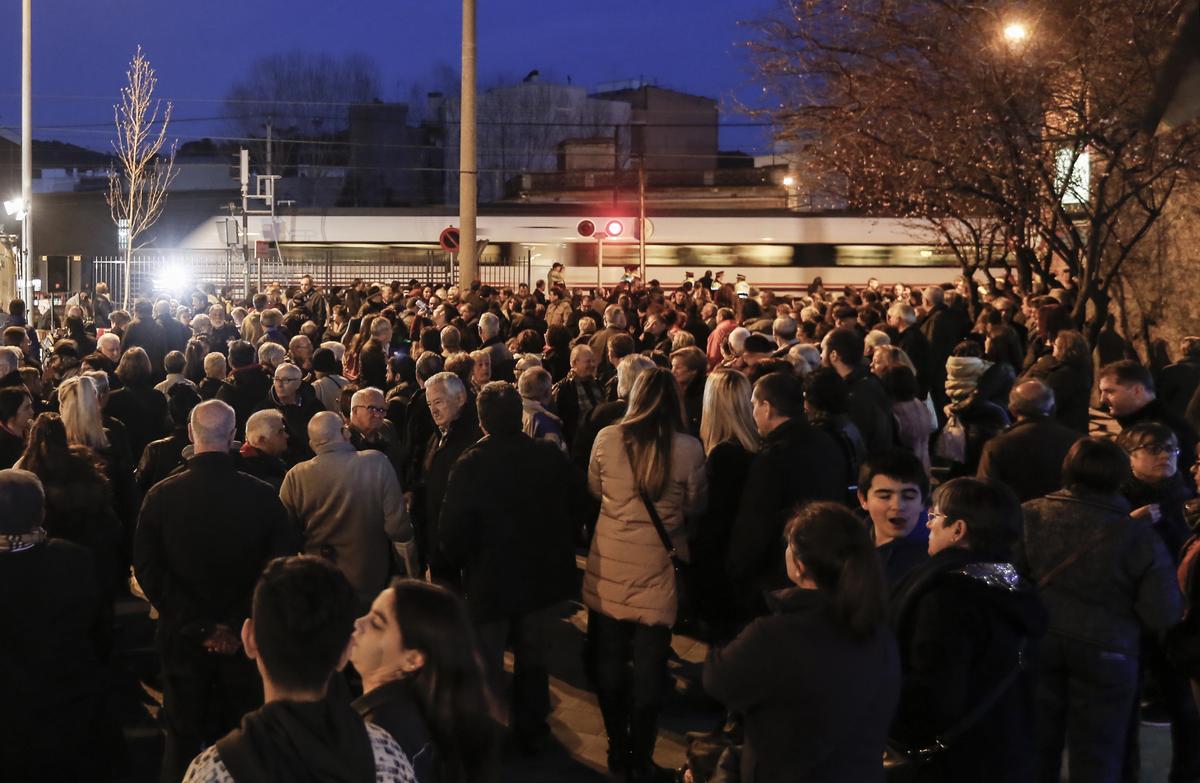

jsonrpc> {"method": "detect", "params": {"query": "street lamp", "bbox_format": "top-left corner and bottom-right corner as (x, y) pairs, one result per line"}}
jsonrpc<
(1002, 22), (1029, 45)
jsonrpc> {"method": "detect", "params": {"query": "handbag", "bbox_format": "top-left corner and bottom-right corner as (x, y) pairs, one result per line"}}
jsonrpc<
(885, 640), (1028, 781)
(623, 439), (696, 619)
(934, 413), (967, 464)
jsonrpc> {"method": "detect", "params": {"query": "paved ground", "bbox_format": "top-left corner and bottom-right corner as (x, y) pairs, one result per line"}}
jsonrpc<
(109, 592), (1173, 782)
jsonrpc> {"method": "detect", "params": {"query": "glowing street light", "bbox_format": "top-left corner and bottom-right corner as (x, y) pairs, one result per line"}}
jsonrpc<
(782, 175), (796, 187)
(1002, 22), (1029, 45)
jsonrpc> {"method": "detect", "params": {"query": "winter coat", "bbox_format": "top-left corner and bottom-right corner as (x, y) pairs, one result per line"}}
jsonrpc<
(313, 373), (350, 413)
(1023, 356), (1092, 434)
(582, 425), (707, 627)
(692, 440), (755, 634)
(703, 588), (900, 783)
(976, 417), (1082, 502)
(1160, 357), (1200, 420)
(137, 428), (191, 494)
(521, 399), (566, 452)
(121, 318), (167, 379)
(1122, 471), (1195, 562)
(844, 365), (897, 455)
(133, 452), (300, 655)
(728, 418), (851, 606)
(891, 551), (1047, 783)
(897, 326), (934, 399)
(279, 440), (411, 606)
(552, 373), (604, 447)
(106, 383), (170, 463)
(1018, 490), (1182, 653)
(254, 383), (325, 463)
(216, 364), (273, 438)
(439, 432), (590, 622)
(411, 414), (483, 577)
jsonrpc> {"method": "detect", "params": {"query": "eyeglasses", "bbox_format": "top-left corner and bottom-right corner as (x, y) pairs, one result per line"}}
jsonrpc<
(1133, 444), (1179, 458)
(275, 377), (302, 385)
(353, 405), (386, 416)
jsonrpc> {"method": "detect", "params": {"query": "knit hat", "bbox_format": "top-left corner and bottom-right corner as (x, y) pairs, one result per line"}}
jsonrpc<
(0, 469), (45, 535)
(312, 347), (340, 375)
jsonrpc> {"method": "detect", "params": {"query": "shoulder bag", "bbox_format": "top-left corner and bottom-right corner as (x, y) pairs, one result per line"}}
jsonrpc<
(623, 438), (696, 619)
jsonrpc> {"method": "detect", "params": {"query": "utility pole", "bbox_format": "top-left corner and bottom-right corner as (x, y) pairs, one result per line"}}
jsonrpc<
(638, 160), (646, 285)
(240, 149), (251, 298)
(457, 0), (478, 289)
(21, 0), (32, 306)
(265, 120), (273, 177)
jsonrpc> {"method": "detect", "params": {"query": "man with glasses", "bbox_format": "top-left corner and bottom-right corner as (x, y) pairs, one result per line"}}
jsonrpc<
(348, 386), (404, 479)
(255, 362), (323, 462)
(1100, 359), (1198, 483)
(238, 409), (291, 490)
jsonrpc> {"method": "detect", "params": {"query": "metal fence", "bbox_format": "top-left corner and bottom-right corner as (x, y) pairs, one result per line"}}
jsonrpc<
(91, 249), (530, 303)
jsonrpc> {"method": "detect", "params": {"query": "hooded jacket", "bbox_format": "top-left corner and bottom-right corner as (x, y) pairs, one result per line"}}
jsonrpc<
(891, 550), (1047, 783)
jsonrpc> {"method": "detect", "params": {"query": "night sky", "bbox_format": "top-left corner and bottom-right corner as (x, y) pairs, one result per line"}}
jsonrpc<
(0, 0), (776, 154)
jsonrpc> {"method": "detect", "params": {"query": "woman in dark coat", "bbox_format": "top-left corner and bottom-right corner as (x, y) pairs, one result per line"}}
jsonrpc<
(105, 346), (170, 463)
(350, 579), (499, 783)
(669, 346), (707, 439)
(891, 477), (1046, 783)
(692, 369), (759, 641)
(703, 502), (899, 783)
(1023, 329), (1092, 434)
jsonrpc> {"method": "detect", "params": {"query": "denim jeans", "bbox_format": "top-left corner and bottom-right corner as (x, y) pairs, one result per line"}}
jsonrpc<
(1035, 632), (1140, 783)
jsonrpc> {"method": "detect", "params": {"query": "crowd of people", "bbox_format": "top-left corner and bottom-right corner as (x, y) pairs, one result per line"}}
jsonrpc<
(2, 266), (1200, 783)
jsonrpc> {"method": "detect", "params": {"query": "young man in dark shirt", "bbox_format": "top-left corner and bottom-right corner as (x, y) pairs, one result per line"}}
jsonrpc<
(857, 450), (930, 587)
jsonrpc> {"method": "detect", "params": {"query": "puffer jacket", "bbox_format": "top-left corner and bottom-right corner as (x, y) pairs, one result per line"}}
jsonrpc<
(582, 424), (707, 627)
(944, 356), (990, 404)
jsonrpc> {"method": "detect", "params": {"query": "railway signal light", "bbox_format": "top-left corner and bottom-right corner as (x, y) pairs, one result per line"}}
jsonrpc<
(577, 219), (596, 238)
(604, 220), (624, 238)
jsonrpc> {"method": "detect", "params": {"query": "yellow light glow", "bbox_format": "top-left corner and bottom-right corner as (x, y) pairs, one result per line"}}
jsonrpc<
(1003, 22), (1029, 44)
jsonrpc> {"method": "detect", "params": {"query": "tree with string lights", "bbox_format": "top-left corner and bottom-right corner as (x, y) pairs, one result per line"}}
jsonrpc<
(749, 0), (1200, 338)
(106, 46), (178, 308)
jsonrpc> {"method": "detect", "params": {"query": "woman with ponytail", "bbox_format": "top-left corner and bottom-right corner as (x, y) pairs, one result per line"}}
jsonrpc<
(703, 502), (899, 783)
(350, 579), (500, 783)
(582, 367), (707, 782)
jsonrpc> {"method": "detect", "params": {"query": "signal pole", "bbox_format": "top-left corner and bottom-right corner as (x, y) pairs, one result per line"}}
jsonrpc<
(458, 0), (478, 289)
(21, 0), (32, 305)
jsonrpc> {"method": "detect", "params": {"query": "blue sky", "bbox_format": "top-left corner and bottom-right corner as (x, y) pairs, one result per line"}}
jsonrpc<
(0, 0), (777, 154)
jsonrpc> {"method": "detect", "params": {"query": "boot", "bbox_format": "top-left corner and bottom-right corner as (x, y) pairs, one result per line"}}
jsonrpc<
(629, 704), (673, 783)
(597, 689), (631, 780)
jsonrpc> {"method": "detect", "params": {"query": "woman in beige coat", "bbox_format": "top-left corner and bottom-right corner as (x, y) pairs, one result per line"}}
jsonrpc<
(583, 367), (707, 783)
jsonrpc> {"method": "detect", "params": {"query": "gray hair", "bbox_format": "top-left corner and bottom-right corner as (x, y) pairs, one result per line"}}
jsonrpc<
(577, 317), (596, 335)
(97, 332), (121, 355)
(351, 386), (385, 407)
(518, 366), (553, 401)
(864, 330), (891, 354)
(569, 343), (594, 364)
(0, 346), (17, 377)
(788, 343), (822, 377)
(425, 371), (466, 402)
(440, 325), (462, 352)
(288, 334), (312, 353)
(190, 314), (212, 334)
(81, 369), (110, 397)
(728, 327), (750, 355)
(888, 302), (918, 326)
(617, 354), (656, 399)
(478, 312), (500, 340)
(203, 352), (227, 379)
(772, 317), (797, 342)
(189, 399), (236, 448)
(245, 408), (283, 447)
(603, 304), (626, 329)
(258, 342), (287, 368)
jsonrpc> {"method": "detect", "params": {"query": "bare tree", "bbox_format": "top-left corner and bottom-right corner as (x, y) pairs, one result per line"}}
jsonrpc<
(107, 46), (178, 307)
(225, 51), (381, 206)
(750, 0), (1200, 339)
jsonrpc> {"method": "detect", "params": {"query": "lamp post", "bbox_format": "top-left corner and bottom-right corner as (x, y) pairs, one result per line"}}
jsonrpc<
(21, 0), (32, 306)
(457, 0), (478, 290)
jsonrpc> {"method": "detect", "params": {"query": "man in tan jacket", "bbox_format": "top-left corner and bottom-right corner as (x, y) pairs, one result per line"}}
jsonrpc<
(279, 411), (412, 609)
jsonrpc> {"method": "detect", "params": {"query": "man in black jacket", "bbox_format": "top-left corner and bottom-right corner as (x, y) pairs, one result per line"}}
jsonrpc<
(217, 340), (272, 439)
(122, 299), (167, 382)
(1160, 337), (1200, 418)
(977, 380), (1083, 502)
(409, 371), (481, 586)
(826, 327), (897, 455)
(887, 302), (933, 399)
(728, 372), (850, 617)
(439, 382), (589, 749)
(133, 399), (300, 782)
(1101, 360), (1198, 481)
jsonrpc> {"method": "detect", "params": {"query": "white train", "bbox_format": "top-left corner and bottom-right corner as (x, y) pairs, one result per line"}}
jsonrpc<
(177, 210), (962, 292)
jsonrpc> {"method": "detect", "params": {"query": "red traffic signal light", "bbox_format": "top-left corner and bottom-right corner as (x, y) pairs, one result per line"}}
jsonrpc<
(605, 220), (624, 237)
(577, 219), (596, 237)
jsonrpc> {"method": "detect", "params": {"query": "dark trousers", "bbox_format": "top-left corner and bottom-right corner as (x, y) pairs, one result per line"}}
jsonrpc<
(1035, 633), (1140, 783)
(160, 651), (262, 783)
(587, 610), (672, 772)
(476, 604), (557, 741)
(1130, 634), (1200, 783)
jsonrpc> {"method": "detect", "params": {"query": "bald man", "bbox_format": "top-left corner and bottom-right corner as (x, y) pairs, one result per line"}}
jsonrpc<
(279, 411), (412, 608)
(254, 362), (323, 462)
(977, 379), (1083, 502)
(132, 399), (299, 780)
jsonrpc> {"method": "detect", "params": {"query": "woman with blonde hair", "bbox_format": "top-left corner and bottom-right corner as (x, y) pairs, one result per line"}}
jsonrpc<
(583, 367), (707, 782)
(57, 375), (109, 452)
(240, 311), (264, 346)
(695, 369), (760, 640)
